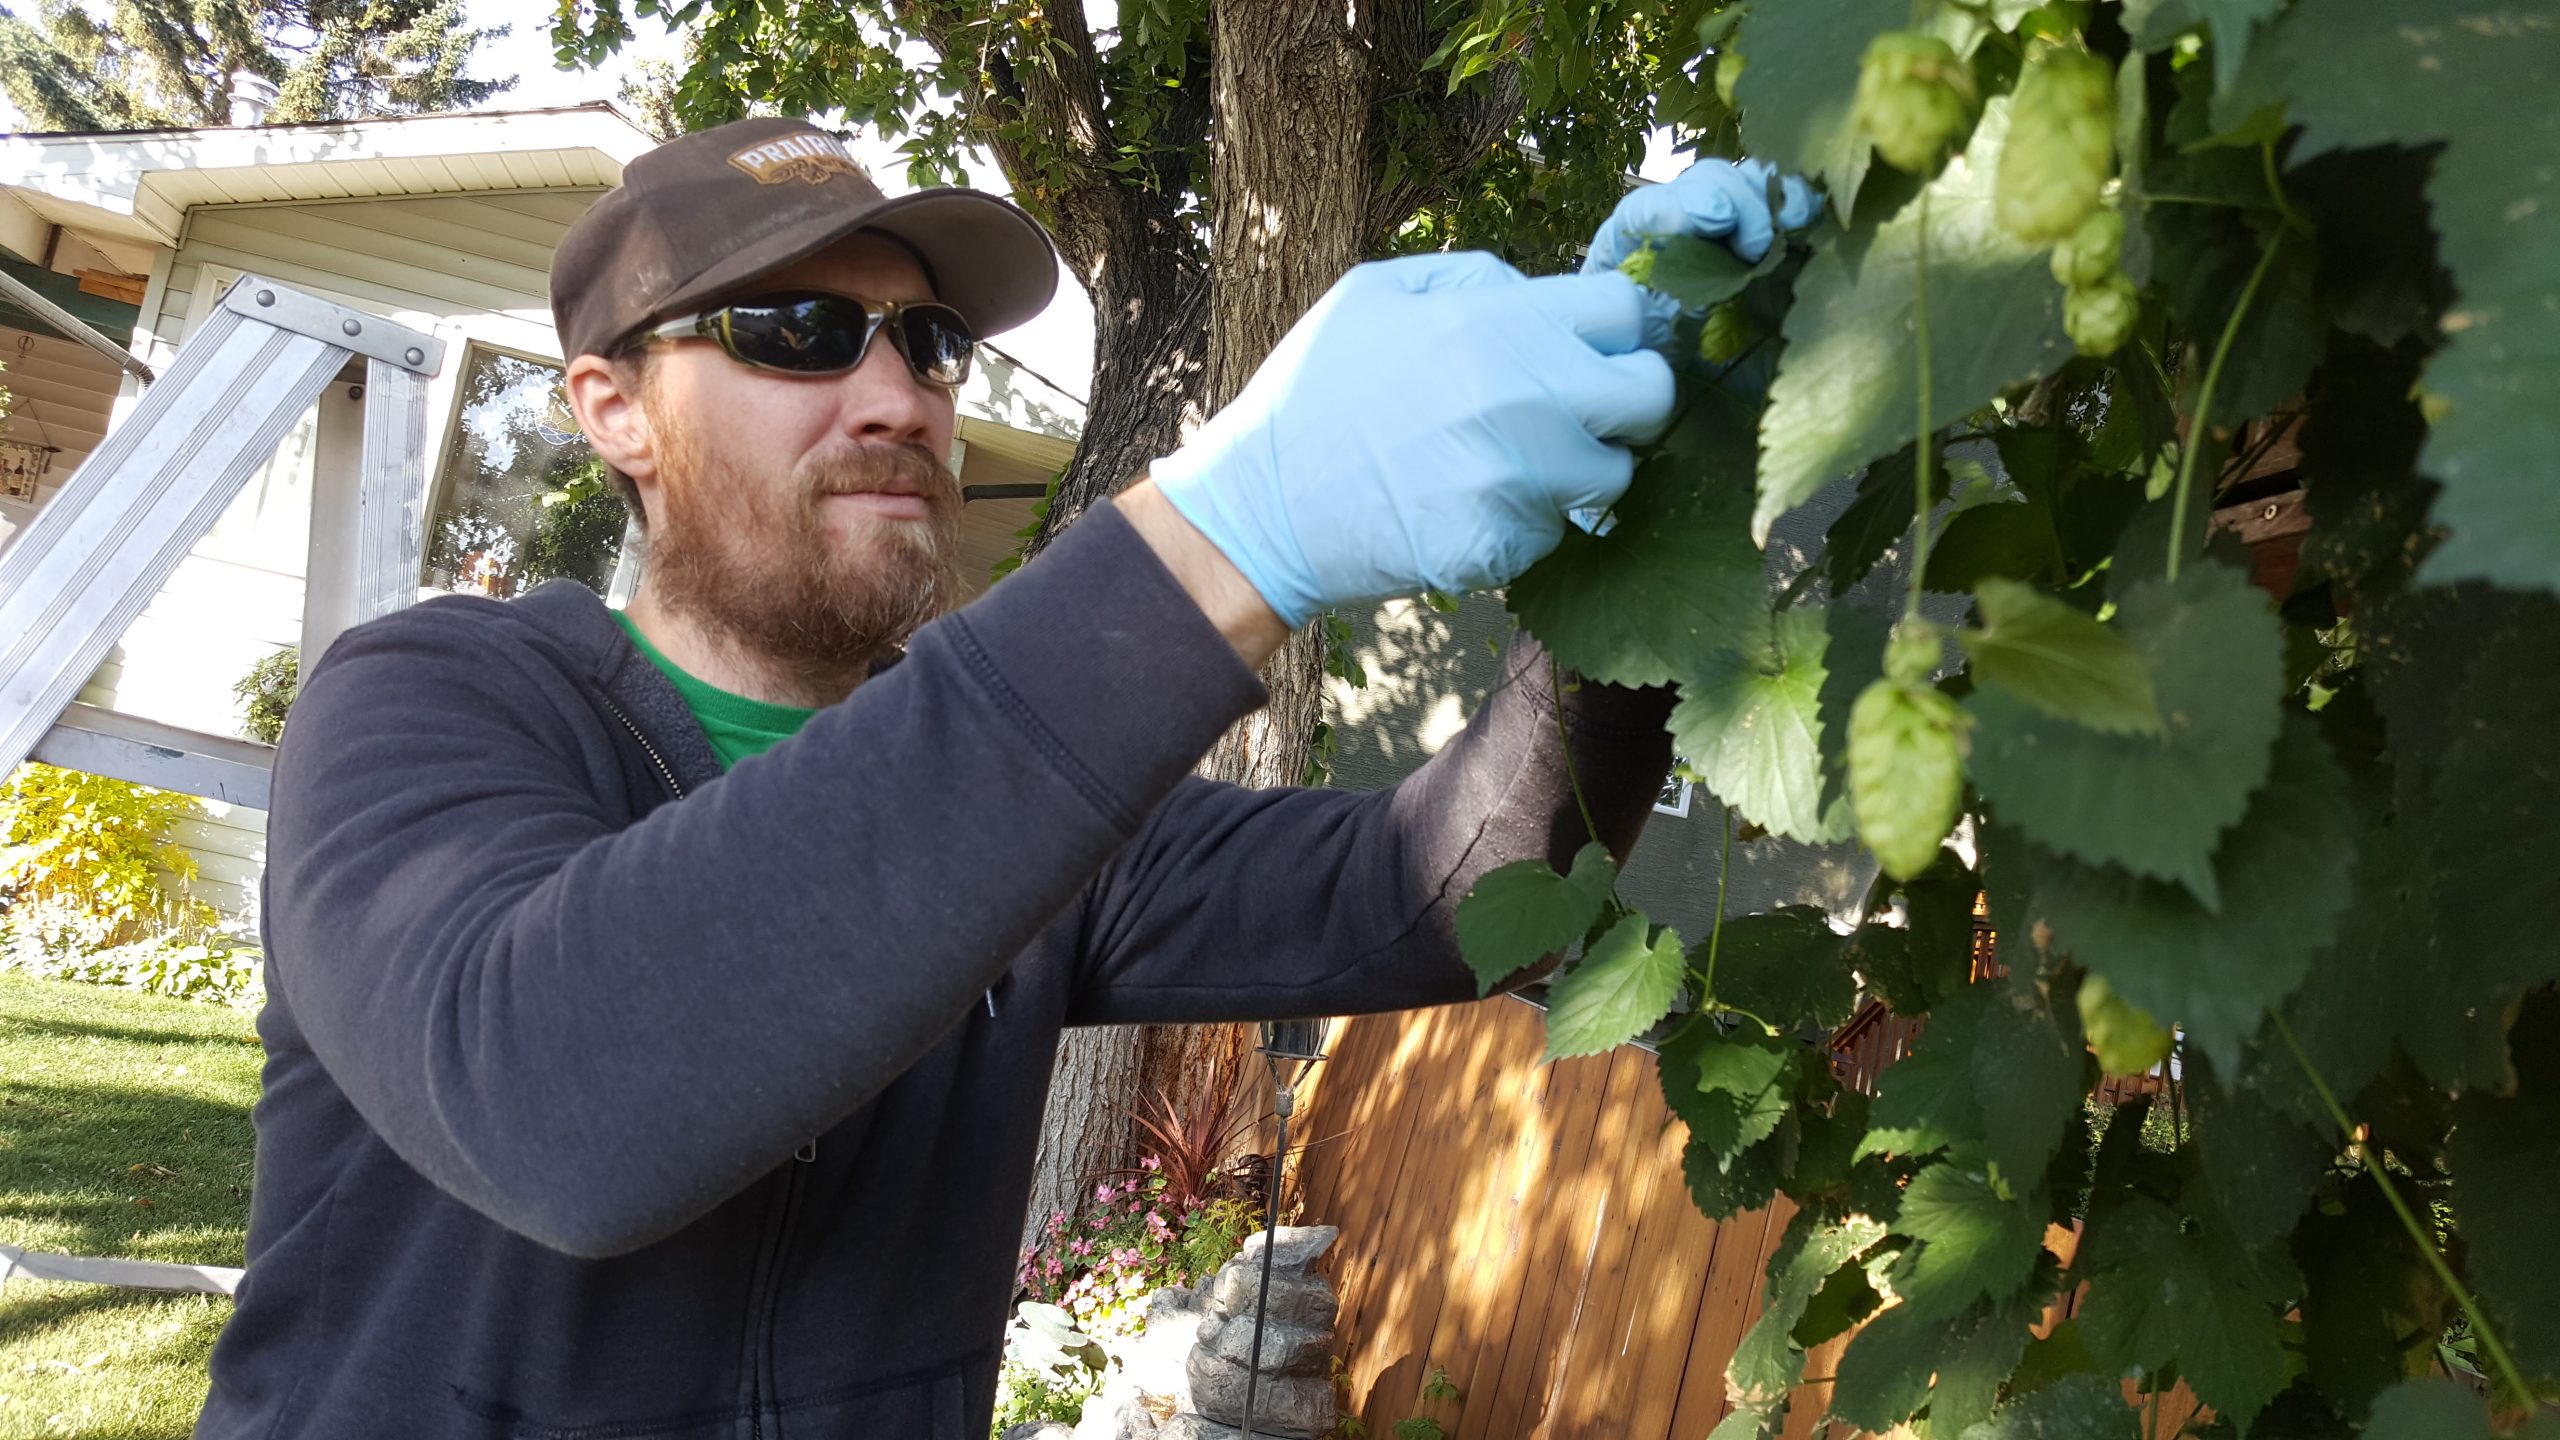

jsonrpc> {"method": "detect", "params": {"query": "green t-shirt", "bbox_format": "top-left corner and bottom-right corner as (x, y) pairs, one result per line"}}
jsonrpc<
(611, 612), (818, 769)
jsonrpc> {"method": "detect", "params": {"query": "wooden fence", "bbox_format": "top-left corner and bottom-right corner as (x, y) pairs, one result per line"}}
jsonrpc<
(1292, 997), (1821, 1440)
(1289, 916), (2185, 1438)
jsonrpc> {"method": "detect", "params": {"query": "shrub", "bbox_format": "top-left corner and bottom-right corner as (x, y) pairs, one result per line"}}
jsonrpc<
(0, 762), (214, 952)
(1118, 1045), (1260, 1217)
(232, 646), (298, 745)
(0, 763), (257, 1006)
(1018, 1162), (1262, 1332)
(992, 1301), (1109, 1433)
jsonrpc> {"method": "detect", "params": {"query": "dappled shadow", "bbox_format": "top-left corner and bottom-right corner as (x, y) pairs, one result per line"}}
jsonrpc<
(0, 1077), (255, 1266)
(0, 1278), (220, 1340)
(0, 1281), (228, 1438)
(1293, 999), (1787, 1440)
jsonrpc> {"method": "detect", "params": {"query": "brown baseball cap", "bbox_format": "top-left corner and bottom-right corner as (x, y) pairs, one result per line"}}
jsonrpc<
(550, 116), (1059, 363)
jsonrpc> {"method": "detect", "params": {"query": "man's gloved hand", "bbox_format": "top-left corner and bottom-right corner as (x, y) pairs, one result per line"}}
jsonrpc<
(1147, 252), (1672, 628)
(1585, 157), (1821, 347)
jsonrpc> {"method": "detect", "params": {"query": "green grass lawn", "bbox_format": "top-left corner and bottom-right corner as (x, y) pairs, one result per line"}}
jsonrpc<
(0, 973), (261, 1438)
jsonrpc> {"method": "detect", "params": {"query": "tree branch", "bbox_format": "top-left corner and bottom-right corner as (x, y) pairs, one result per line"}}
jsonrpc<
(1360, 4), (1525, 242)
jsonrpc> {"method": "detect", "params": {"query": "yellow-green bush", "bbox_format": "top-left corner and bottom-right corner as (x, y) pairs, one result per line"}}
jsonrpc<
(0, 764), (246, 1004)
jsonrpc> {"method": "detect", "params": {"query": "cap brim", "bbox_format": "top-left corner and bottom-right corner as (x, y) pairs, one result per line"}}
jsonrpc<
(651, 187), (1059, 343)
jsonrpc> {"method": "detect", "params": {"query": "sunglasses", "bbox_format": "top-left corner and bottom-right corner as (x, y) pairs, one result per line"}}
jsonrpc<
(635, 291), (977, 388)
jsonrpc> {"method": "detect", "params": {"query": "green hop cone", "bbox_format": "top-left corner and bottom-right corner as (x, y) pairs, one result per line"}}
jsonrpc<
(1855, 31), (1978, 175)
(1883, 617), (1945, 687)
(1847, 675), (1971, 882)
(1617, 244), (1658, 289)
(1994, 47), (2115, 242)
(1698, 302), (1753, 365)
(2077, 974), (2175, 1077)
(1715, 46), (1747, 110)
(2064, 271), (2139, 356)
(2048, 208), (2124, 288)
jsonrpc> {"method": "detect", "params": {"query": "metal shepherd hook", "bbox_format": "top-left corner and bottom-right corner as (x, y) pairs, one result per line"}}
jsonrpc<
(1238, 1019), (1327, 1440)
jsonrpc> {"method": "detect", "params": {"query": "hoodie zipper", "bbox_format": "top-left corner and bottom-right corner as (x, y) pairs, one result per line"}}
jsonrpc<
(598, 691), (818, 1437)
(746, 1143), (817, 1438)
(598, 695), (685, 801)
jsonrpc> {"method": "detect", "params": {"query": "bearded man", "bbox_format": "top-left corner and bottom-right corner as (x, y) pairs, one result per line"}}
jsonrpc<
(199, 117), (1813, 1437)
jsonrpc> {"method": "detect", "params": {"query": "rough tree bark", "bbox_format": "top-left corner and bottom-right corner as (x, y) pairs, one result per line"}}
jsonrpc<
(989, 0), (1524, 1256)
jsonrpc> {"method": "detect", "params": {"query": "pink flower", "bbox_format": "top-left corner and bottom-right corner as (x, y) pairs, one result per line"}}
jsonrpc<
(1141, 1156), (1161, 1172)
(1047, 1212), (1067, 1234)
(1072, 1238), (1094, 1257)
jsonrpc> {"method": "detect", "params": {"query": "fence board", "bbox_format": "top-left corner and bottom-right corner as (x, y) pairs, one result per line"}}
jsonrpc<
(1467, 1047), (1645, 1440)
(1447, 1033), (1615, 1438)
(1292, 916), (2194, 1438)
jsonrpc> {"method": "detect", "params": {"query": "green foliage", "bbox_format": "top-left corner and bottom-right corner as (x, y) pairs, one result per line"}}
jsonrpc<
(0, 762), (213, 956)
(1452, 4), (2560, 1430)
(1453, 842), (1617, 997)
(0, 763), (257, 1007)
(553, 0), (1696, 282)
(0, 0), (513, 131)
(526, 466), (632, 591)
(1670, 604), (1850, 844)
(1957, 578), (2160, 735)
(1540, 913), (1686, 1062)
(231, 645), (298, 746)
(1756, 96), (2069, 542)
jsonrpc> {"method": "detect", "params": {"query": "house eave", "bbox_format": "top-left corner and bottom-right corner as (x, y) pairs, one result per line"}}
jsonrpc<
(0, 103), (661, 252)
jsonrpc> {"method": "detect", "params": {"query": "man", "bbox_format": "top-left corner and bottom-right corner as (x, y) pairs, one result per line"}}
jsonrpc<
(198, 117), (1810, 1436)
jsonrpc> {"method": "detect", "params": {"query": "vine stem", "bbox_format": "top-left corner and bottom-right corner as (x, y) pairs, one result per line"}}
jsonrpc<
(2261, 139), (2308, 233)
(2270, 1014), (2537, 1410)
(1908, 185), (1935, 619)
(2166, 233), (2283, 583)
(1549, 656), (1601, 846)
(1701, 804), (1734, 1002)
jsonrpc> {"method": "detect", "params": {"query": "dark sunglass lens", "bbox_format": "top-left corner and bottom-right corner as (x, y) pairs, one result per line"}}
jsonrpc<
(897, 306), (976, 385)
(723, 295), (870, 372)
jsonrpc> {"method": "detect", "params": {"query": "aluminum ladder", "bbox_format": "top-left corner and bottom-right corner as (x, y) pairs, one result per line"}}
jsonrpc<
(0, 273), (446, 809)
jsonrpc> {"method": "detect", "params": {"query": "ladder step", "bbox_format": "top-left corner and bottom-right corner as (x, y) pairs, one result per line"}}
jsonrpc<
(30, 702), (274, 809)
(0, 1243), (243, 1296)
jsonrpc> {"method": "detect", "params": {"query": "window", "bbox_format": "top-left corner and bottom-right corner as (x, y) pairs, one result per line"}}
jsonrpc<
(424, 346), (631, 600)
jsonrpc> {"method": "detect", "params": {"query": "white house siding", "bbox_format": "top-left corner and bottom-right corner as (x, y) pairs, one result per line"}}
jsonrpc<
(0, 324), (121, 521)
(87, 187), (608, 924)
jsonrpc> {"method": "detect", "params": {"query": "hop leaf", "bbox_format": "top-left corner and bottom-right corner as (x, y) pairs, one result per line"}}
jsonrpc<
(1995, 47), (2115, 241)
(2049, 208), (2126, 288)
(2076, 974), (2174, 1078)
(1956, 578), (2162, 735)
(1454, 843), (1616, 996)
(1848, 676), (1972, 882)
(1855, 30), (1978, 174)
(1542, 912), (1687, 1061)
(2065, 272), (2140, 356)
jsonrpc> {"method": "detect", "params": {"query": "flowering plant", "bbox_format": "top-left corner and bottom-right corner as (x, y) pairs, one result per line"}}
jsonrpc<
(1017, 1158), (1260, 1331)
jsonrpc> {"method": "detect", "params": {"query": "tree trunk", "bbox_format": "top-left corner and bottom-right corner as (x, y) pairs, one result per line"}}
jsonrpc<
(1190, 0), (1374, 794)
(1016, 0), (1379, 1259)
(1015, 242), (1215, 1256)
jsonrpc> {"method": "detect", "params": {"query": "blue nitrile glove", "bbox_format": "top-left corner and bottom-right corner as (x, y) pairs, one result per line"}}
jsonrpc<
(1585, 157), (1821, 347)
(1147, 252), (1673, 628)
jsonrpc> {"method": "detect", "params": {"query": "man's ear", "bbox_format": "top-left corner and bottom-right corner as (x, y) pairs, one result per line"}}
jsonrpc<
(565, 352), (657, 486)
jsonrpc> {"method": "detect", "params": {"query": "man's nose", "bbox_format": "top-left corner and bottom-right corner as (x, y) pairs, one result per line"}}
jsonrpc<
(839, 335), (947, 445)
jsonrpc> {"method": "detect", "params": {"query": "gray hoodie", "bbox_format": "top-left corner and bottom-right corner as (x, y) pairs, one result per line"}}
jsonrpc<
(197, 500), (1673, 1438)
